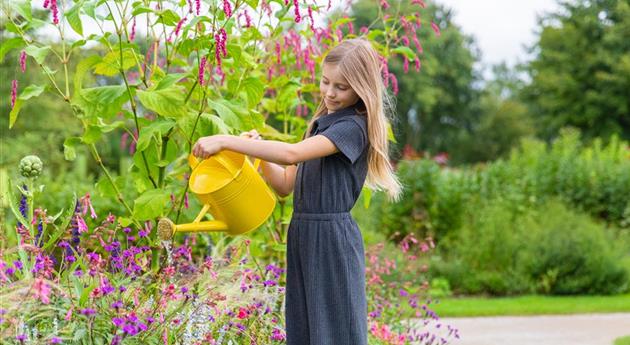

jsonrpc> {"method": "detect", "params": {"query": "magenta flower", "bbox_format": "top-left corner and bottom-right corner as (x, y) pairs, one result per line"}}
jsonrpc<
(380, 0), (389, 10)
(243, 9), (252, 27)
(175, 17), (187, 36)
(403, 55), (409, 73)
(413, 35), (423, 54)
(50, 0), (59, 24)
(187, 0), (193, 13)
(43, 0), (50, 8)
(80, 193), (97, 219)
(50, 336), (62, 344)
(307, 6), (315, 31)
(195, 0), (200, 16)
(199, 56), (207, 86)
(293, 0), (301, 23)
(19, 51), (26, 72)
(223, 0), (232, 17)
(130, 17), (136, 41)
(412, 0), (427, 8)
(389, 73), (399, 95)
(32, 278), (51, 304)
(431, 22), (441, 37)
(10, 79), (17, 109)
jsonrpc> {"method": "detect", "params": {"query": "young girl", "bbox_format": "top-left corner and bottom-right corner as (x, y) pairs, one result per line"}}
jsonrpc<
(193, 38), (402, 344)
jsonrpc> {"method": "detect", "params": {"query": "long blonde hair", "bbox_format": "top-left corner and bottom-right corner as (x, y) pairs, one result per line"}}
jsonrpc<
(306, 38), (403, 202)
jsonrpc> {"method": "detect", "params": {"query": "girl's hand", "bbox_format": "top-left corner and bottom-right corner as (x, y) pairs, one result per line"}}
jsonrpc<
(192, 135), (227, 159)
(239, 129), (262, 140)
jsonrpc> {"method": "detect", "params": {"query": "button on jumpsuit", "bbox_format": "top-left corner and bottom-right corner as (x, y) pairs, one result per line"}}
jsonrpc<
(285, 104), (369, 345)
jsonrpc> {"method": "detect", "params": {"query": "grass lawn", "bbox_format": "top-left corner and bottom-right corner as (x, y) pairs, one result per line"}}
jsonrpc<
(615, 336), (630, 345)
(429, 293), (630, 317)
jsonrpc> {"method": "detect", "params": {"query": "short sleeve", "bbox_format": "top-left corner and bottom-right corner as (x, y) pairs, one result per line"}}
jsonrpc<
(319, 117), (367, 164)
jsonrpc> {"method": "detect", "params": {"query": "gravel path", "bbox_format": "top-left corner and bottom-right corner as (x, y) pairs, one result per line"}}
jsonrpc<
(436, 313), (630, 345)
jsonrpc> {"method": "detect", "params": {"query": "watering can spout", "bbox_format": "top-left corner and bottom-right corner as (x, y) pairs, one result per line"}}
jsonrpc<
(158, 216), (228, 241)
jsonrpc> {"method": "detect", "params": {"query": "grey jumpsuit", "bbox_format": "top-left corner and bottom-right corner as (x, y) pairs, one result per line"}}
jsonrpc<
(285, 103), (369, 345)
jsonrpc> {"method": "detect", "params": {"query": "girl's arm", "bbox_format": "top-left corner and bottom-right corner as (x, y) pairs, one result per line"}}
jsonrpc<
(259, 162), (298, 198)
(193, 133), (338, 166)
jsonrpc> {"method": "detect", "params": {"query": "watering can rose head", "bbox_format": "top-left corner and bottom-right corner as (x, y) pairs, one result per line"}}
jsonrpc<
(19, 155), (43, 179)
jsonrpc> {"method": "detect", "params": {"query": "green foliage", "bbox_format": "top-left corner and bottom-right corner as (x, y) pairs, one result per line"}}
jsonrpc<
(435, 198), (629, 296)
(522, 0), (630, 141)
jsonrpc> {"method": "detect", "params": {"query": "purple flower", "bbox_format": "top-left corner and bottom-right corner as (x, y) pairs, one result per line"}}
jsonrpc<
(112, 317), (125, 327)
(111, 300), (123, 309)
(50, 336), (62, 344)
(81, 308), (96, 316)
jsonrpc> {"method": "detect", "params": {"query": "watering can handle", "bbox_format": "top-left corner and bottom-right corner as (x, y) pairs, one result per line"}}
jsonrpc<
(253, 158), (261, 171)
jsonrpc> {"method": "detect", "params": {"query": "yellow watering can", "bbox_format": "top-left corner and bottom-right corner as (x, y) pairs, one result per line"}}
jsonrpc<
(158, 151), (276, 240)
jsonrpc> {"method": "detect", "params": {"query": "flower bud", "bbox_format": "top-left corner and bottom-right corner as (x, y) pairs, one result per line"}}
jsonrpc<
(19, 155), (43, 179)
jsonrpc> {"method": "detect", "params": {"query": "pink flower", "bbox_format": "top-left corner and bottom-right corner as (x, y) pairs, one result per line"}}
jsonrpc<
(19, 51), (26, 72)
(195, 0), (200, 16)
(130, 17), (137, 41)
(187, 0), (193, 13)
(293, 0), (301, 23)
(65, 306), (73, 321)
(223, 0), (232, 18)
(243, 9), (252, 28)
(81, 193), (97, 219)
(199, 56), (207, 86)
(414, 57), (421, 72)
(275, 42), (281, 64)
(32, 278), (51, 304)
(412, 0), (426, 8)
(403, 55), (409, 73)
(380, 0), (389, 10)
(413, 35), (424, 54)
(76, 215), (88, 233)
(50, 0), (59, 24)
(389, 73), (399, 95)
(401, 36), (410, 46)
(43, 0), (50, 8)
(10, 79), (17, 109)
(175, 17), (187, 36)
(360, 26), (369, 34)
(307, 6), (315, 31)
(431, 21), (441, 37)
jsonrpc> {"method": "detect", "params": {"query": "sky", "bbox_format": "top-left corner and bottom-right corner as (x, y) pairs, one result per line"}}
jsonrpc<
(437, 0), (561, 68)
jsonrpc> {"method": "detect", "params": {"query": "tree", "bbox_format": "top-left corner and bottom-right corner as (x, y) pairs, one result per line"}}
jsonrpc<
(522, 0), (630, 142)
(351, 0), (481, 161)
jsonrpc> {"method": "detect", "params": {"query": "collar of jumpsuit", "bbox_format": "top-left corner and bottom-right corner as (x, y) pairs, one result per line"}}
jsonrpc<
(313, 101), (363, 133)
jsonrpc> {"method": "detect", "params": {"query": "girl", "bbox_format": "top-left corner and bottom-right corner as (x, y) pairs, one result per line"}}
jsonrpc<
(193, 38), (402, 345)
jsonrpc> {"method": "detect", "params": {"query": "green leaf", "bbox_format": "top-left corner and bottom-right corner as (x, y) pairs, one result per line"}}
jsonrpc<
(9, 85), (46, 128)
(24, 45), (50, 64)
(19, 84), (46, 100)
(73, 55), (100, 95)
(66, 1), (84, 36)
(13, 0), (32, 21)
(5, 178), (29, 227)
(42, 194), (77, 251)
(137, 87), (187, 118)
(155, 73), (188, 90)
(93, 49), (138, 76)
(118, 217), (133, 227)
(77, 85), (128, 119)
(244, 0), (259, 8)
(155, 9), (180, 26)
(0, 37), (25, 63)
(133, 189), (170, 220)
(63, 137), (82, 161)
(9, 99), (23, 129)
(241, 77), (265, 108)
(82, 125), (102, 144)
(207, 98), (240, 129)
(136, 118), (176, 152)
(392, 46), (417, 60)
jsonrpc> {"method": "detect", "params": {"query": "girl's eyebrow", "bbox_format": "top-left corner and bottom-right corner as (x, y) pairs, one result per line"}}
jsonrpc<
(322, 75), (349, 87)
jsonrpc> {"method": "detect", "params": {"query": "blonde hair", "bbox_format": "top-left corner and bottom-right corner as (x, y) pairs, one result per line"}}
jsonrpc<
(306, 38), (403, 202)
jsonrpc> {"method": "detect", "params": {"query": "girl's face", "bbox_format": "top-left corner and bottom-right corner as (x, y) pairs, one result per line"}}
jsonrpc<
(320, 63), (360, 114)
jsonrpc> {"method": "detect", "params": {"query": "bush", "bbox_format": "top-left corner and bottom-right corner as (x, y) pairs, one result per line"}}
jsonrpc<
(433, 198), (629, 296)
